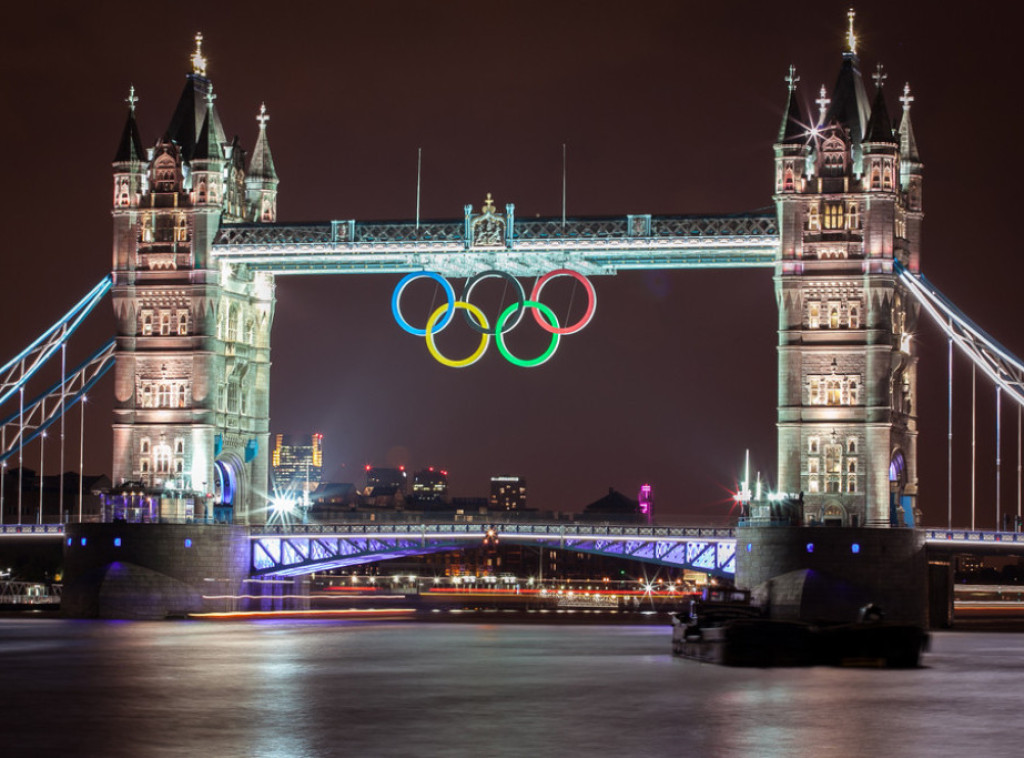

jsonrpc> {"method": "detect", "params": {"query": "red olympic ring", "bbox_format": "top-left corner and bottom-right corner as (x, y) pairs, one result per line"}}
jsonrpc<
(529, 269), (597, 335)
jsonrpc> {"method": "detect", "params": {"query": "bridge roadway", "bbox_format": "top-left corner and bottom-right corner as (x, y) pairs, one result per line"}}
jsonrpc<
(4, 523), (1024, 577)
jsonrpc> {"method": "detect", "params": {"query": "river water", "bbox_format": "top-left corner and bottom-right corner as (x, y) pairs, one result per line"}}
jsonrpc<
(1, 616), (1021, 757)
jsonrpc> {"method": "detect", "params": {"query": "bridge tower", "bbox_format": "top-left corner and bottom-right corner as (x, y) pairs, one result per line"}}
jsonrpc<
(773, 15), (923, 528)
(109, 36), (277, 524)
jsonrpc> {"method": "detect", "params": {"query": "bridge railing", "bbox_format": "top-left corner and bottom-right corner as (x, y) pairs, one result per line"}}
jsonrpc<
(923, 529), (1024, 545)
(0, 524), (65, 535)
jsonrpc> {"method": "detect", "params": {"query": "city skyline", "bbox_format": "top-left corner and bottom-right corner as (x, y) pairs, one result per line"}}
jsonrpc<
(1, 2), (1023, 523)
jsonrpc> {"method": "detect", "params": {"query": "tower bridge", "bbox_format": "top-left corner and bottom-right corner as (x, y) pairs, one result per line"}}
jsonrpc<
(2, 16), (1023, 619)
(100, 24), (927, 532)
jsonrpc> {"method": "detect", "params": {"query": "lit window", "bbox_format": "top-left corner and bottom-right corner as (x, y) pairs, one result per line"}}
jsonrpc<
(178, 312), (188, 336)
(823, 203), (845, 230)
(809, 302), (820, 329)
(141, 311), (154, 336)
(160, 312), (171, 336)
(808, 457), (820, 475)
(807, 204), (821, 231)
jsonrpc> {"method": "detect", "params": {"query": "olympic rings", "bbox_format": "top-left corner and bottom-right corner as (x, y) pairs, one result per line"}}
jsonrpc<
(529, 269), (597, 334)
(392, 271), (456, 336)
(494, 300), (560, 367)
(461, 270), (526, 335)
(392, 268), (596, 367)
(425, 301), (490, 368)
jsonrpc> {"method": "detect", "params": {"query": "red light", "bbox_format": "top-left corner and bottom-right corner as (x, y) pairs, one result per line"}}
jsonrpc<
(365, 464), (371, 472)
(441, 470), (448, 476)
(399, 465), (405, 472)
(429, 466), (434, 472)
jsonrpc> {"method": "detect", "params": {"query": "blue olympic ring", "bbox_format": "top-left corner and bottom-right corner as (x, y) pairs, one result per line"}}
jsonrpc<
(391, 271), (456, 336)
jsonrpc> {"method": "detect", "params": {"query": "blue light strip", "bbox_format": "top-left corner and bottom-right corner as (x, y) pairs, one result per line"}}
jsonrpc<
(0, 276), (112, 409)
(0, 339), (116, 463)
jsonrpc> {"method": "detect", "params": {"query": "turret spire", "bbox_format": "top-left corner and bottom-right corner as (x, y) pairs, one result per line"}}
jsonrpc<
(114, 85), (145, 163)
(898, 83), (921, 162)
(847, 8), (857, 55)
(191, 32), (208, 76)
(778, 66), (806, 144)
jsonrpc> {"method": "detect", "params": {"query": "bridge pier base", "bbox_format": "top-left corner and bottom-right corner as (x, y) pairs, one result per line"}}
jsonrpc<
(62, 523), (250, 620)
(734, 526), (930, 627)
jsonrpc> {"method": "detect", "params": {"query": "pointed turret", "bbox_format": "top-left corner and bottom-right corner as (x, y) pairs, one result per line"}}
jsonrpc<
(165, 33), (226, 162)
(864, 67), (895, 144)
(778, 65), (807, 144)
(822, 11), (871, 172)
(897, 83), (921, 164)
(246, 103), (279, 223)
(114, 86), (146, 163)
(191, 89), (225, 207)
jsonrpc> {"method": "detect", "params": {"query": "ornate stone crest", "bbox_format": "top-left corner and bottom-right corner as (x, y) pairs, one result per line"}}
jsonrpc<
(470, 193), (506, 248)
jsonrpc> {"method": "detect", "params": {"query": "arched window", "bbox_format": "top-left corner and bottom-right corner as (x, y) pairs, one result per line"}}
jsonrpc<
(826, 379), (842, 405)
(154, 445), (172, 474)
(807, 204), (821, 231)
(829, 306), (839, 329)
(142, 311), (154, 336)
(227, 304), (239, 342)
(849, 305), (860, 329)
(823, 203), (845, 230)
(159, 312), (171, 336)
(871, 168), (881, 190)
(809, 302), (821, 329)
(783, 168), (794, 191)
(178, 312), (188, 335)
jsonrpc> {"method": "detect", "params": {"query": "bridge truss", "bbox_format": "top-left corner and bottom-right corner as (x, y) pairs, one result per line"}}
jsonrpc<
(250, 523), (739, 577)
(213, 213), (779, 276)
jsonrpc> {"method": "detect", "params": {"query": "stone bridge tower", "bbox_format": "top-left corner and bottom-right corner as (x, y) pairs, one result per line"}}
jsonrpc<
(109, 35), (278, 524)
(773, 15), (923, 527)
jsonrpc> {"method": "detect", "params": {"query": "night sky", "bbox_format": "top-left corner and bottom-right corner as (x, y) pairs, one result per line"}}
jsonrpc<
(2, 2), (1022, 526)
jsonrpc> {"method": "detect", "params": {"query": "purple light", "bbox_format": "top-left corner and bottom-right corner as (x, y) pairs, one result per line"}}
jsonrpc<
(638, 483), (653, 523)
(80, 537), (87, 546)
(806, 542), (814, 553)
(184, 538), (192, 548)
(114, 537), (122, 547)
(851, 543), (860, 554)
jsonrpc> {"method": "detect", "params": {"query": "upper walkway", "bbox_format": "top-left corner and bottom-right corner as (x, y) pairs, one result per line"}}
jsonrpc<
(211, 212), (779, 277)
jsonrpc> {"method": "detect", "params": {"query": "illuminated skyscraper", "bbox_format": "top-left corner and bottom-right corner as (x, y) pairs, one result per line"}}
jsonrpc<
(489, 475), (527, 510)
(271, 433), (324, 501)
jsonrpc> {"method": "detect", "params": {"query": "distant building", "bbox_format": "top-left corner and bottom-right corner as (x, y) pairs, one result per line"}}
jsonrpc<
(412, 467), (448, 504)
(364, 466), (407, 496)
(490, 475), (527, 510)
(581, 487), (643, 523)
(271, 433), (324, 502)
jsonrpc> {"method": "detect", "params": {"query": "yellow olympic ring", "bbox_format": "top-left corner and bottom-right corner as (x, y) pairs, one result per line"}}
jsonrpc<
(424, 301), (491, 368)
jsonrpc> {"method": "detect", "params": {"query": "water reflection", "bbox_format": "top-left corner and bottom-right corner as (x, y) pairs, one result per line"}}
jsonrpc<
(0, 620), (1022, 757)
